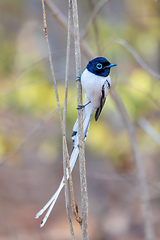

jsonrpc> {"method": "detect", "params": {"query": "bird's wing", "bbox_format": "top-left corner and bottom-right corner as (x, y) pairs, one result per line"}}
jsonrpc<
(95, 80), (110, 121)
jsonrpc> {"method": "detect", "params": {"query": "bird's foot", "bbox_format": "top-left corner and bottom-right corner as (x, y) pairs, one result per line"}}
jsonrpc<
(76, 76), (81, 82)
(76, 101), (91, 109)
(77, 104), (86, 110)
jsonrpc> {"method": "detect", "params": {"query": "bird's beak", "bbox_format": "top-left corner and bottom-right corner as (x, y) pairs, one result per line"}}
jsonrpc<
(105, 63), (117, 68)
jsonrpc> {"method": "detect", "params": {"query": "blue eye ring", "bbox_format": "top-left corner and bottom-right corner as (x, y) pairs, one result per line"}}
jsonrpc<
(96, 63), (103, 69)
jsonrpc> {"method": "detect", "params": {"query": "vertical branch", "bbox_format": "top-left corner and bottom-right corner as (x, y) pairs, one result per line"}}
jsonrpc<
(63, 140), (76, 239)
(41, 0), (63, 128)
(42, 1), (88, 235)
(41, 1), (76, 233)
(62, 0), (76, 239)
(71, 0), (89, 239)
(111, 89), (155, 240)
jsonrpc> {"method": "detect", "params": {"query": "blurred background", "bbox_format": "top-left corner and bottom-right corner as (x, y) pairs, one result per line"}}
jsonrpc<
(0, 0), (160, 239)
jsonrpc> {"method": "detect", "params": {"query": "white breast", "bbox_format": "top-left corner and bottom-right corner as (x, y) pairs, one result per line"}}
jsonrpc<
(81, 68), (111, 109)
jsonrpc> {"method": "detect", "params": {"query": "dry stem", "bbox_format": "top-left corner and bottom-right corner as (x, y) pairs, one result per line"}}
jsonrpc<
(62, 0), (76, 238)
(72, 0), (89, 238)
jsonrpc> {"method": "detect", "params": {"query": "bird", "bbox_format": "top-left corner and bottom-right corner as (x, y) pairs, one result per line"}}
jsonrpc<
(35, 57), (116, 227)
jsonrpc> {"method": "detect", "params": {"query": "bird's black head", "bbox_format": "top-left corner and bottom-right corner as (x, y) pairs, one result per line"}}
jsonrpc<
(86, 57), (116, 77)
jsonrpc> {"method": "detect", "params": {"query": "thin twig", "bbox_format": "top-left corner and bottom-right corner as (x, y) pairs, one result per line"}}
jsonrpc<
(111, 89), (155, 240)
(123, 83), (160, 110)
(41, 0), (63, 129)
(41, 1), (74, 229)
(80, 0), (110, 39)
(66, 148), (82, 225)
(72, 0), (89, 239)
(87, 0), (101, 55)
(44, 1), (82, 232)
(62, 0), (82, 228)
(43, 1), (160, 82)
(45, 0), (93, 60)
(138, 118), (160, 147)
(63, 139), (77, 238)
(115, 38), (160, 80)
(62, 0), (76, 238)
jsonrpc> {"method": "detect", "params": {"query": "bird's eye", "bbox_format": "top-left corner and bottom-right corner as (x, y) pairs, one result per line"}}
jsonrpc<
(96, 63), (103, 69)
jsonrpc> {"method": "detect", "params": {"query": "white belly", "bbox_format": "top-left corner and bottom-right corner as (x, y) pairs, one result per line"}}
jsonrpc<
(81, 68), (111, 109)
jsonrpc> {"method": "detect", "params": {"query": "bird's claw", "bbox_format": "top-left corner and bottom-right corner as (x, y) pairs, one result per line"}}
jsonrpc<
(76, 101), (91, 110)
(76, 76), (81, 82)
(77, 104), (85, 110)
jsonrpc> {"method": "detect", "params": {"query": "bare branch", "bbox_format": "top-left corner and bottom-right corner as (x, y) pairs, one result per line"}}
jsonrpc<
(80, 0), (110, 39)
(86, 0), (101, 55)
(61, 0), (83, 227)
(62, 0), (76, 238)
(115, 38), (160, 80)
(123, 83), (160, 110)
(72, 0), (89, 238)
(138, 118), (160, 147)
(41, 0), (63, 129)
(44, 0), (89, 236)
(111, 89), (155, 240)
(63, 138), (77, 239)
(66, 146), (82, 225)
(45, 0), (93, 59)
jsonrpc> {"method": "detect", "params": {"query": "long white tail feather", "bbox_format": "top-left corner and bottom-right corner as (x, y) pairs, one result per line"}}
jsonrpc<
(39, 179), (64, 227)
(35, 105), (93, 227)
(35, 146), (79, 221)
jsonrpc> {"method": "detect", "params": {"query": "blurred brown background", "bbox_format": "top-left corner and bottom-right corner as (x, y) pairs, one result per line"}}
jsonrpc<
(0, 0), (160, 239)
